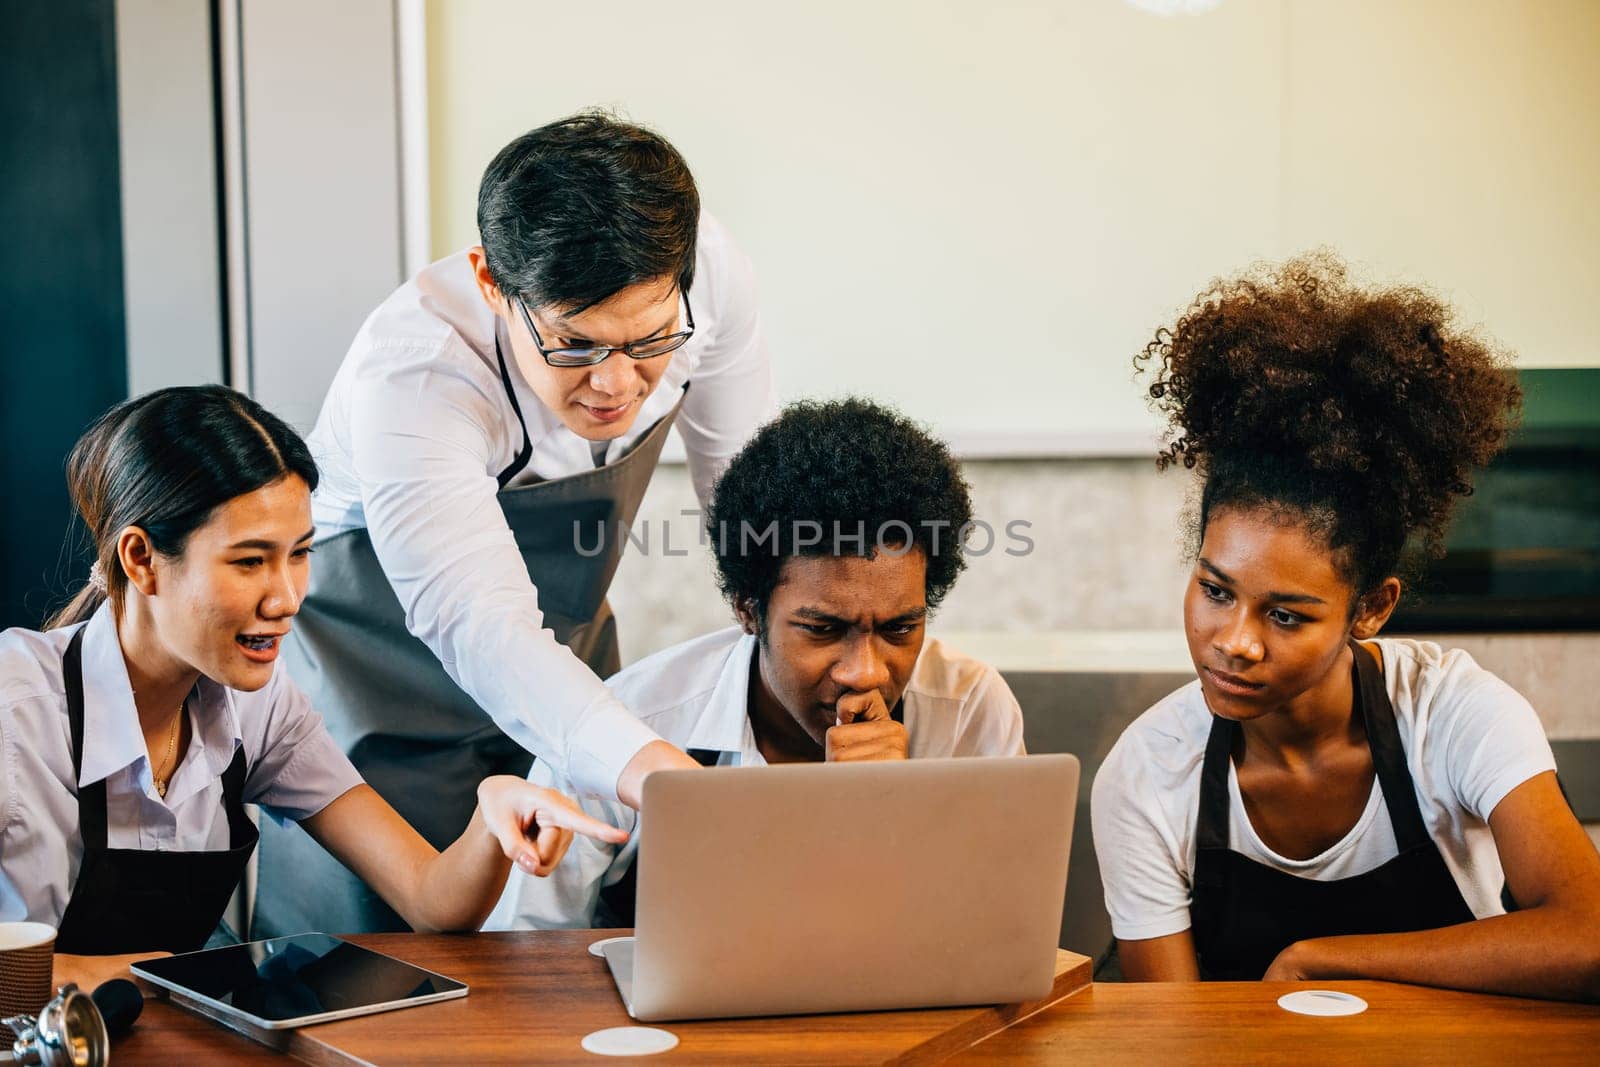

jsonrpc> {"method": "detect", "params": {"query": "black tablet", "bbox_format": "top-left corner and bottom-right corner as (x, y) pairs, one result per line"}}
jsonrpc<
(131, 932), (468, 1030)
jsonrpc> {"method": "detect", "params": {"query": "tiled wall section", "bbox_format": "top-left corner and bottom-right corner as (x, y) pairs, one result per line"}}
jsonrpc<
(609, 457), (1196, 663)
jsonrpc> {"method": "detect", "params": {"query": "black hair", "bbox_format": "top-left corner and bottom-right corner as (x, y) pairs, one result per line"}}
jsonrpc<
(1135, 251), (1522, 600)
(705, 397), (974, 630)
(476, 110), (700, 315)
(47, 384), (319, 628)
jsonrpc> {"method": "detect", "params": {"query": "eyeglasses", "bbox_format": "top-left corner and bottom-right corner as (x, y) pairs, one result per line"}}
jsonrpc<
(514, 292), (695, 368)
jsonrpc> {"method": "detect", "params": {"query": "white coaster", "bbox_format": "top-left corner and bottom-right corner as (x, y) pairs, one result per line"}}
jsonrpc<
(587, 935), (634, 959)
(1277, 990), (1369, 1017)
(581, 1026), (679, 1056)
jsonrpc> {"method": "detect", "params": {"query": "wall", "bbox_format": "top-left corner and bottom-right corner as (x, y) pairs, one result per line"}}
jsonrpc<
(114, 0), (224, 395)
(425, 0), (1600, 454)
(607, 459), (1191, 663)
(237, 0), (406, 431)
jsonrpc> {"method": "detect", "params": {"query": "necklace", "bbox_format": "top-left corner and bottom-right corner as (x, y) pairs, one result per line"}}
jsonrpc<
(154, 703), (182, 799)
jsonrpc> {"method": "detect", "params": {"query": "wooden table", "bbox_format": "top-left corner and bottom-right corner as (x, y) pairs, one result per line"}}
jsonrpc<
(114, 931), (1091, 1065)
(956, 978), (1600, 1064)
(110, 933), (1600, 1065)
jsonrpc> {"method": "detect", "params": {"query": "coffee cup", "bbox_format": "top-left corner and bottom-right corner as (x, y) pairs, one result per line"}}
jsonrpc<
(0, 922), (57, 1042)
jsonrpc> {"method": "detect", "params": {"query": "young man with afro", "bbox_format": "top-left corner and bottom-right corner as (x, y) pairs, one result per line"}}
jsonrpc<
(484, 397), (1026, 930)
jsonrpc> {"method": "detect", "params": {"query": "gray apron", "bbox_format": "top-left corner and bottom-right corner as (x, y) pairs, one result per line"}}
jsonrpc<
(252, 335), (687, 937)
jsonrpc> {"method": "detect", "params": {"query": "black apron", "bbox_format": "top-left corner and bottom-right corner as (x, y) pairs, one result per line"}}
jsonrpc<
(253, 332), (687, 937)
(1189, 641), (1478, 980)
(54, 628), (258, 955)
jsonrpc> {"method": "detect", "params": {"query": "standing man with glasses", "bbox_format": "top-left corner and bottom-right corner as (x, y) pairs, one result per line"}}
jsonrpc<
(253, 111), (776, 936)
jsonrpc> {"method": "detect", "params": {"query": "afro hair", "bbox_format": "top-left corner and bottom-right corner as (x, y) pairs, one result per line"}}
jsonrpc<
(1135, 251), (1521, 594)
(704, 397), (974, 626)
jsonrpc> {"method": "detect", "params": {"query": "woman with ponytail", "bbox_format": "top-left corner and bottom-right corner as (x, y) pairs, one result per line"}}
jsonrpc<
(1092, 255), (1600, 1001)
(0, 385), (625, 989)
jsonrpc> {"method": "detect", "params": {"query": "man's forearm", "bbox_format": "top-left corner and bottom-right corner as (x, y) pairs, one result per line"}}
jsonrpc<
(615, 740), (701, 810)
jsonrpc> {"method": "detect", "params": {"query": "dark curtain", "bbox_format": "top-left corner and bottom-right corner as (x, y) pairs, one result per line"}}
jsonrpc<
(0, 0), (128, 629)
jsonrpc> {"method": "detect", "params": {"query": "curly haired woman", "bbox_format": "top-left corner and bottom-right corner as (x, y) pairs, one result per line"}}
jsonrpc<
(1092, 254), (1600, 1000)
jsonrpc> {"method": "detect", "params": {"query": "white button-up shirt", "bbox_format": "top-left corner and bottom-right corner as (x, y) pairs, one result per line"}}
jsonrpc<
(483, 627), (1028, 930)
(306, 214), (776, 801)
(0, 605), (364, 926)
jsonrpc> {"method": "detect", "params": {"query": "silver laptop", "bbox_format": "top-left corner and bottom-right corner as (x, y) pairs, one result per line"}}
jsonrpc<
(604, 754), (1079, 1021)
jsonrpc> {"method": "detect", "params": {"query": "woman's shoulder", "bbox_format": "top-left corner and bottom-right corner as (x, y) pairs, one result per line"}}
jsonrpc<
(213, 666), (363, 816)
(1374, 637), (1554, 818)
(1096, 679), (1212, 800)
(0, 624), (74, 708)
(1375, 637), (1533, 726)
(0, 626), (77, 811)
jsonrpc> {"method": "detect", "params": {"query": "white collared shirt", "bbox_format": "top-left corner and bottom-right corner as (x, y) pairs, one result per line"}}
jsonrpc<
(0, 605), (364, 926)
(305, 214), (776, 801)
(483, 627), (1028, 930)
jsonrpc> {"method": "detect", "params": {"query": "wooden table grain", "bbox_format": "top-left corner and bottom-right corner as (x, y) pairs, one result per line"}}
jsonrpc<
(112, 994), (285, 1065)
(115, 931), (1091, 1065)
(956, 979), (1600, 1064)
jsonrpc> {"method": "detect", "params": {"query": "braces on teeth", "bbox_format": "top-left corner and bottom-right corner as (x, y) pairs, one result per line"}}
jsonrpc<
(240, 635), (277, 650)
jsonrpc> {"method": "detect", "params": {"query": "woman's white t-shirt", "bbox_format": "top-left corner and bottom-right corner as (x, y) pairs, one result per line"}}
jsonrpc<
(1091, 639), (1558, 942)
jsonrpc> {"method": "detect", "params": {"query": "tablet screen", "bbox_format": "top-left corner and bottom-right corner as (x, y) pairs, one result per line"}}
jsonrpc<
(132, 933), (467, 1025)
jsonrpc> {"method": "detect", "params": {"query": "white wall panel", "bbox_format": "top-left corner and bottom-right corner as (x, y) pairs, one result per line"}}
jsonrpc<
(115, 0), (224, 394)
(239, 0), (403, 430)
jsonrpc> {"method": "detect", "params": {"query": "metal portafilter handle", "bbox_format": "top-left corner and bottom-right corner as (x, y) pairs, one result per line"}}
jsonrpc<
(2, 983), (112, 1067)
